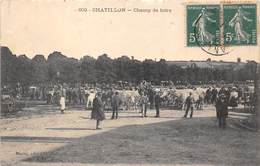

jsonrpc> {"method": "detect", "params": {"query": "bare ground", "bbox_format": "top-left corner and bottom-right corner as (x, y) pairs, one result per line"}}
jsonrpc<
(1, 104), (259, 166)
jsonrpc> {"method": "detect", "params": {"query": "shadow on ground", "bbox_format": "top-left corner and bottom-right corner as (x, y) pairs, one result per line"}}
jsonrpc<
(19, 117), (260, 165)
(1, 136), (76, 143)
(46, 127), (96, 131)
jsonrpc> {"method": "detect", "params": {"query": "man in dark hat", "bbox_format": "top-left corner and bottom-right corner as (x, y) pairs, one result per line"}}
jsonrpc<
(154, 91), (161, 117)
(215, 94), (228, 129)
(91, 92), (105, 129)
(183, 92), (194, 118)
(111, 91), (122, 119)
(140, 93), (149, 117)
(205, 87), (212, 104)
(211, 87), (218, 104)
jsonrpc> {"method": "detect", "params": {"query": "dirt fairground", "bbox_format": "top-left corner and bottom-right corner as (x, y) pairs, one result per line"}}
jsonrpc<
(1, 104), (259, 166)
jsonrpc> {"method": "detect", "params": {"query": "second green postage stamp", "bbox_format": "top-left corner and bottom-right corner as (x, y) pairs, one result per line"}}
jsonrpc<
(224, 4), (257, 45)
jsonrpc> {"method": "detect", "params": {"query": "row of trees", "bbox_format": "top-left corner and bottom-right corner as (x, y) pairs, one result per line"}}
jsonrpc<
(1, 46), (258, 86)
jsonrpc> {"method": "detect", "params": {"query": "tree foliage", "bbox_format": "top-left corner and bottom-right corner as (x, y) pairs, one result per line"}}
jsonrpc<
(1, 46), (258, 86)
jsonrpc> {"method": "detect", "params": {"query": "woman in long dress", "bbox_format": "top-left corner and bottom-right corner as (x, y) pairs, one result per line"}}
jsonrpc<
(91, 92), (105, 129)
(60, 86), (66, 113)
(229, 7), (252, 43)
(192, 8), (216, 44)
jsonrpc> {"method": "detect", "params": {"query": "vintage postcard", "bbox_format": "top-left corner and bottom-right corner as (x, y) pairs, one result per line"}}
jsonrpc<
(1, 0), (260, 166)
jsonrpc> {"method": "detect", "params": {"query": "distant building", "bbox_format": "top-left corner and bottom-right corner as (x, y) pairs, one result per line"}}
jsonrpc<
(166, 59), (248, 70)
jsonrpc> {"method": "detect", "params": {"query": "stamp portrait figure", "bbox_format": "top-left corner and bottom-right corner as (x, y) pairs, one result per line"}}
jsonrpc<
(228, 6), (252, 44)
(192, 8), (217, 44)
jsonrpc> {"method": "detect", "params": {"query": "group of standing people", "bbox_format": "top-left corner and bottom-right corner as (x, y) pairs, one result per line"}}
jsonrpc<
(90, 90), (163, 129)
(90, 85), (244, 130)
(178, 86), (241, 129)
(139, 91), (161, 118)
(91, 91), (124, 129)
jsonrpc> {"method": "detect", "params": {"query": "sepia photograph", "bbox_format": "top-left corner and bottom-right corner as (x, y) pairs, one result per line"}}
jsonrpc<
(0, 0), (260, 166)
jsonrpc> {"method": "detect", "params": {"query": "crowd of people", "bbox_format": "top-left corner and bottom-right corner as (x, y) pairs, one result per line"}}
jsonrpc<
(90, 83), (256, 129)
(1, 81), (256, 129)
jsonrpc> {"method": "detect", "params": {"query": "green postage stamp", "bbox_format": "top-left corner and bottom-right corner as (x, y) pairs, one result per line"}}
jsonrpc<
(187, 4), (257, 47)
(187, 5), (220, 47)
(224, 4), (257, 46)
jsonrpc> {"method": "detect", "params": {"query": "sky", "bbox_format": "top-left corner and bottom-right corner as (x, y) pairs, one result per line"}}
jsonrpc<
(1, 0), (259, 62)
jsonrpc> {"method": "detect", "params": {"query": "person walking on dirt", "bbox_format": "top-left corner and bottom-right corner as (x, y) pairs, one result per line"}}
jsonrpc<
(140, 93), (149, 117)
(205, 87), (212, 104)
(215, 94), (228, 129)
(78, 87), (83, 105)
(183, 92), (194, 118)
(154, 91), (161, 118)
(111, 91), (122, 119)
(211, 87), (218, 104)
(148, 88), (155, 109)
(91, 92), (105, 129)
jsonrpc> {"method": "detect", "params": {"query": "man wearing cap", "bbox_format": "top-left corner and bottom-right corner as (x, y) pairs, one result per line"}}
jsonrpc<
(183, 92), (194, 118)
